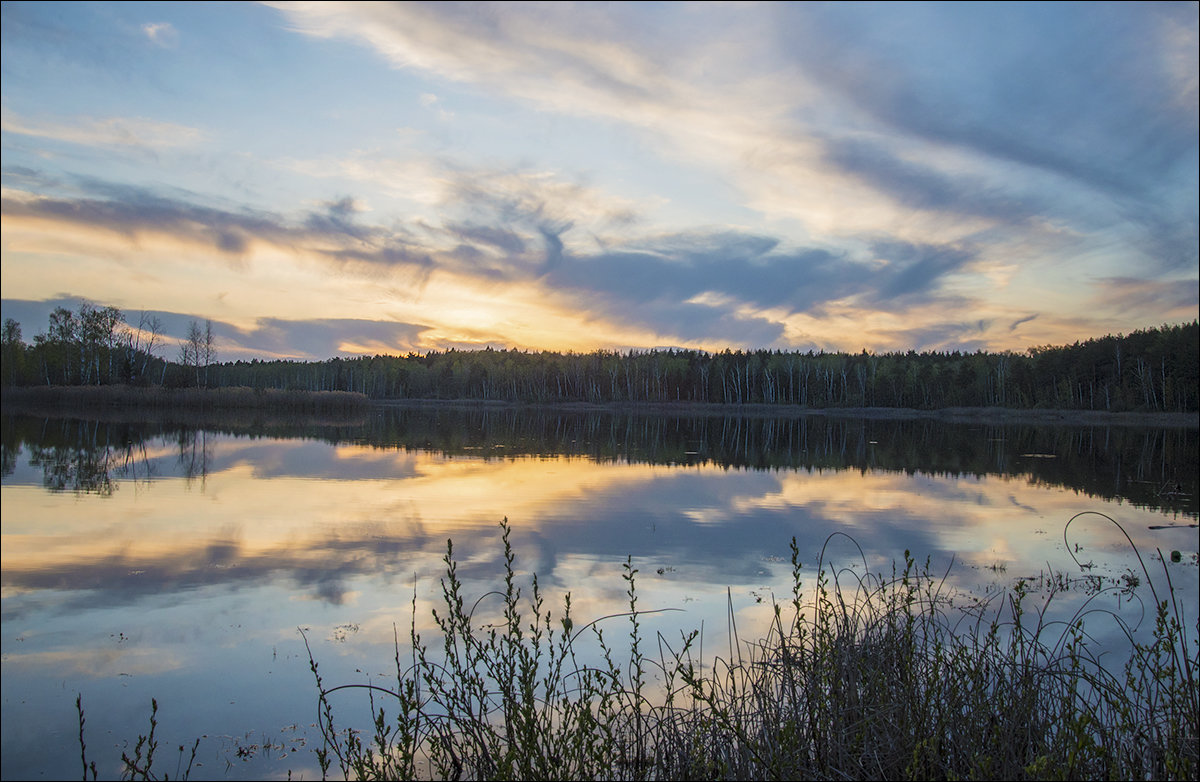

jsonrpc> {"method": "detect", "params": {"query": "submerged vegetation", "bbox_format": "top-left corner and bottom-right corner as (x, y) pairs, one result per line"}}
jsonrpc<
(79, 515), (1197, 781)
(3, 304), (1197, 412)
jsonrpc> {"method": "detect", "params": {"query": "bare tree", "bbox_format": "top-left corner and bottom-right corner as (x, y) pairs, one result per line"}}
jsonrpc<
(179, 319), (217, 387)
(132, 312), (163, 381)
(203, 319), (216, 387)
(180, 320), (204, 387)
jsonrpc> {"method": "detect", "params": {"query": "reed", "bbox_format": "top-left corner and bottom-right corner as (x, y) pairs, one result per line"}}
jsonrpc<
(77, 514), (1197, 780)
(658, 521), (1197, 781)
(3, 384), (371, 415)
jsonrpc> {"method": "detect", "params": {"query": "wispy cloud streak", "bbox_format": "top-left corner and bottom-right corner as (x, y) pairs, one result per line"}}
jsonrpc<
(1, 112), (206, 150)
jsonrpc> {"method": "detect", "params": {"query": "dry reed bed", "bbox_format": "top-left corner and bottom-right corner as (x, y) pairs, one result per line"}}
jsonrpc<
(3, 384), (370, 415)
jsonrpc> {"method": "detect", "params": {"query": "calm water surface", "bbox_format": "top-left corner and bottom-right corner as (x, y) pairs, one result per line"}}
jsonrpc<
(2, 407), (1197, 779)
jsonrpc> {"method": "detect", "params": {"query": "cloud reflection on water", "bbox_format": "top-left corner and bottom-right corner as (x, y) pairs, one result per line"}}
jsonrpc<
(2, 412), (1196, 781)
(4, 433), (1194, 615)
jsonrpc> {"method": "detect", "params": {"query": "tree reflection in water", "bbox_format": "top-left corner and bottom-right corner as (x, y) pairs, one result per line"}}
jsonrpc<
(2, 407), (1194, 517)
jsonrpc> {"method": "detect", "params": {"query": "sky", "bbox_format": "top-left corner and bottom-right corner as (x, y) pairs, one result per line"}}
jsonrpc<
(1, 1), (1197, 362)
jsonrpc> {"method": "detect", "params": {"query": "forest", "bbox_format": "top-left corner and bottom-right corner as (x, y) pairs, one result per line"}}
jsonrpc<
(1, 302), (1197, 413)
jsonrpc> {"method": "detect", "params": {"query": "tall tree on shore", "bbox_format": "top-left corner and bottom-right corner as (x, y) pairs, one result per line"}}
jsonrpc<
(180, 319), (217, 387)
(203, 319), (216, 388)
(128, 312), (164, 383)
(76, 301), (124, 385)
(180, 321), (203, 387)
(2, 318), (23, 387)
(36, 306), (79, 384)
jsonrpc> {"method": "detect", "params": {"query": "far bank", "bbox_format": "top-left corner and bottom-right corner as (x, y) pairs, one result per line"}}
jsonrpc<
(3, 384), (1196, 429)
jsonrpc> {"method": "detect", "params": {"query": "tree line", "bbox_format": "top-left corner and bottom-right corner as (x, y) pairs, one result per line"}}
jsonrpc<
(1, 302), (1196, 412)
(1, 302), (212, 391)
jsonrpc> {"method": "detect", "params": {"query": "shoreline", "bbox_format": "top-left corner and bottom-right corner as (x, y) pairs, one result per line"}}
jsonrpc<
(376, 398), (1199, 428)
(0, 384), (370, 422)
(2, 384), (1196, 428)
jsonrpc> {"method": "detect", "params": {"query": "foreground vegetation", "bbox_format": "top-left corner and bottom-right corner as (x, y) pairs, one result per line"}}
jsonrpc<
(4, 303), (1196, 412)
(79, 514), (1197, 781)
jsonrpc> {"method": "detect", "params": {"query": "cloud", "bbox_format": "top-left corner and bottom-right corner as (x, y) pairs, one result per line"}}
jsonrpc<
(400, 161), (641, 280)
(272, 0), (1195, 276)
(884, 320), (992, 355)
(269, 3), (861, 227)
(276, 151), (642, 264)
(0, 297), (432, 360)
(529, 233), (844, 347)
(267, 0), (1168, 280)
(270, 1), (1191, 298)
(301, 196), (374, 242)
(2, 187), (287, 256)
(3, 136), (1192, 357)
(418, 91), (453, 120)
(0, 174), (1002, 353)
(535, 230), (983, 347)
(272, 1), (678, 117)
(0, 111), (206, 150)
(443, 164), (638, 234)
(224, 316), (431, 359)
(1, 179), (437, 274)
(1156, 4), (1200, 118)
(548, 232), (835, 310)
(821, 136), (1036, 226)
(1112, 198), (1200, 275)
(866, 241), (976, 304)
(444, 221), (527, 256)
(1009, 314), (1039, 333)
(141, 21), (178, 48)
(1092, 277), (1200, 322)
(779, 3), (1197, 201)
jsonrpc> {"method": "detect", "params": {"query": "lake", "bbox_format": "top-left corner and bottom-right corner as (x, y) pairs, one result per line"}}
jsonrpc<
(2, 405), (1197, 779)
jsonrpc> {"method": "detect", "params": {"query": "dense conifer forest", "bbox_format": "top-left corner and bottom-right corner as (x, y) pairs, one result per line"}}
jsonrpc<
(2, 304), (1196, 412)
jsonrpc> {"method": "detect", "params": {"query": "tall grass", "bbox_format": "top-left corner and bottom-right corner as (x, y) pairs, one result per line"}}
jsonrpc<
(658, 520), (1197, 781)
(79, 514), (1197, 780)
